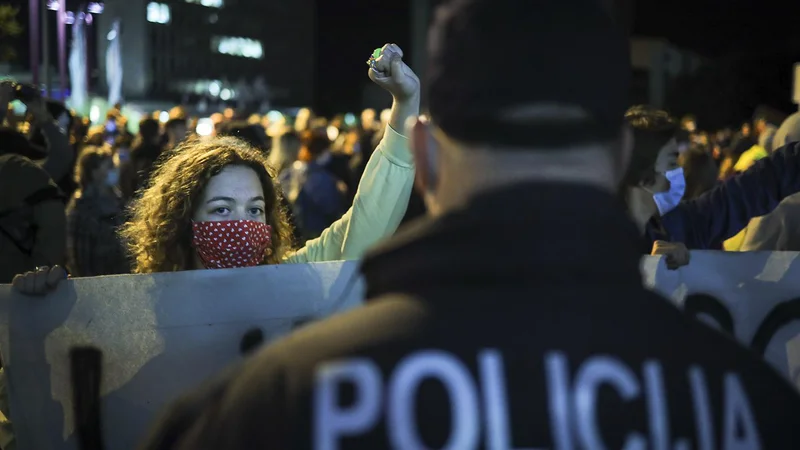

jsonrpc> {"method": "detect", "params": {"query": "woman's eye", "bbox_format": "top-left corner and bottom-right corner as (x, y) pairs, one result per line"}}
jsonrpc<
(249, 207), (265, 216)
(214, 207), (230, 215)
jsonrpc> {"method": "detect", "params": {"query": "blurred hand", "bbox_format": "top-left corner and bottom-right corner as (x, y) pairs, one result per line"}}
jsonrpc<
(651, 241), (690, 270)
(368, 44), (420, 102)
(12, 265), (68, 296)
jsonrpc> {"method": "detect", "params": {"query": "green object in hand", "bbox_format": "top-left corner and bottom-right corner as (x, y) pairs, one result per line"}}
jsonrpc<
(367, 48), (382, 69)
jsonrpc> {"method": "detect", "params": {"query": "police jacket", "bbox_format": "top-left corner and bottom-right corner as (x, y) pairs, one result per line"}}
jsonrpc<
(140, 182), (800, 450)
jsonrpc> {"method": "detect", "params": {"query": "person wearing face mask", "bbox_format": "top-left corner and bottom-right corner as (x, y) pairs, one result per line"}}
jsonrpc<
(64, 145), (131, 277)
(621, 106), (687, 267)
(12, 43), (419, 292)
(625, 106), (800, 258)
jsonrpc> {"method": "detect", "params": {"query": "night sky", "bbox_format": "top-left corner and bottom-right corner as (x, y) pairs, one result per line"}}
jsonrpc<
(634, 0), (800, 57)
(6, 0), (800, 126)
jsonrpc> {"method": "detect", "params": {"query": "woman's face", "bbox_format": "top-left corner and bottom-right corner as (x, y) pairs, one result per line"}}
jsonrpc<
(647, 138), (679, 193)
(193, 165), (267, 223)
(625, 138), (679, 226)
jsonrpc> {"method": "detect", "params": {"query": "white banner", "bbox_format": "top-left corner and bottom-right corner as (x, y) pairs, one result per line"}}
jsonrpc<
(0, 251), (799, 449)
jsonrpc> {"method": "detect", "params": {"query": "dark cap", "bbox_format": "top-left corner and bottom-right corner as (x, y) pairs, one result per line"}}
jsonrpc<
(426, 0), (631, 148)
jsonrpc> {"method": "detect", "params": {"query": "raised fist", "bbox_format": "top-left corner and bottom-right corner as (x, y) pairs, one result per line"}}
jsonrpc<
(368, 43), (420, 102)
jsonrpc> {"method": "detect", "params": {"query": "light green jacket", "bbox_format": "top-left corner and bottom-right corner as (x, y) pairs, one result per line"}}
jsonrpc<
(284, 124), (414, 263)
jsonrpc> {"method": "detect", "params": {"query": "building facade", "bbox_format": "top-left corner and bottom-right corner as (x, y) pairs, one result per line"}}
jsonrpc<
(630, 37), (705, 108)
(95, 0), (314, 107)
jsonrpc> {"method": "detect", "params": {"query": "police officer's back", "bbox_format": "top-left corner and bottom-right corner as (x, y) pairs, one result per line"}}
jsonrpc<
(140, 0), (800, 448)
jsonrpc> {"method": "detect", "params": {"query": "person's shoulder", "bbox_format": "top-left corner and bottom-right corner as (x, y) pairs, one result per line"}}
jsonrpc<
(0, 153), (58, 199)
(772, 139), (800, 158)
(234, 295), (429, 386)
(259, 294), (430, 364)
(0, 152), (41, 170)
(202, 296), (429, 422)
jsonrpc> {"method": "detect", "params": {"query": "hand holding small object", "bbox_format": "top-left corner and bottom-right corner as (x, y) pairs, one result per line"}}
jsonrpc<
(367, 43), (420, 102)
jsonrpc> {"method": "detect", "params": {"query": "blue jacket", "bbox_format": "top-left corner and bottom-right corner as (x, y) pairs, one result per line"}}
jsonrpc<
(280, 160), (347, 241)
(646, 141), (800, 250)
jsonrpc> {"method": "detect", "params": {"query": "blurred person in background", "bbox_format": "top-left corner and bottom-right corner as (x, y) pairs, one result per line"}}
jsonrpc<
(119, 118), (164, 203)
(267, 130), (301, 174)
(217, 121), (269, 152)
(679, 145), (719, 200)
(85, 128), (106, 146)
(0, 81), (73, 182)
(741, 121), (752, 138)
(0, 81), (69, 284)
(373, 108), (393, 148)
(680, 113), (697, 133)
(15, 42), (419, 293)
(294, 107), (313, 133)
(210, 112), (225, 135)
(267, 130), (304, 246)
(40, 101), (80, 200)
(627, 106), (800, 260)
(770, 111), (800, 152)
(188, 117), (200, 135)
(260, 113), (277, 135)
(722, 137), (771, 251)
(164, 118), (189, 150)
(170, 106), (187, 121)
(114, 115), (134, 147)
(359, 108), (379, 150)
(280, 127), (348, 241)
(734, 113), (800, 252)
(728, 110), (779, 178)
(66, 145), (130, 277)
(108, 102), (122, 119)
(757, 120), (777, 152)
(0, 145), (66, 284)
(138, 2), (800, 448)
(100, 110), (120, 146)
(718, 133), (753, 179)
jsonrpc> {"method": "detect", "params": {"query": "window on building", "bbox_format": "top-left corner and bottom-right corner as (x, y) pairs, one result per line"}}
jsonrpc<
(186, 0), (223, 8)
(147, 2), (170, 24)
(211, 36), (263, 59)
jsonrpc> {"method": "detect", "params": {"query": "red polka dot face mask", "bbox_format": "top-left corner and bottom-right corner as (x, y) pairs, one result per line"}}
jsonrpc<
(191, 220), (273, 269)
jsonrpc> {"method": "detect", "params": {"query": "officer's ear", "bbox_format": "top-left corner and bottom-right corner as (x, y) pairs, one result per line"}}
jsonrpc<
(408, 115), (439, 194)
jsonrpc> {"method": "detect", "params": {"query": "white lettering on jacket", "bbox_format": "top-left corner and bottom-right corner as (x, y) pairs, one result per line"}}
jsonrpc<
(313, 350), (762, 450)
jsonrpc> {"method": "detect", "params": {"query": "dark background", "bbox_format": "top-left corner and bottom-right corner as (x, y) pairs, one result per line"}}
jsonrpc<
(5, 0), (800, 128)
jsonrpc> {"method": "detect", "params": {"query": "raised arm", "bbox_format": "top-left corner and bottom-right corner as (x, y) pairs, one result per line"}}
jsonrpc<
(26, 98), (73, 181)
(661, 141), (800, 249)
(285, 44), (420, 263)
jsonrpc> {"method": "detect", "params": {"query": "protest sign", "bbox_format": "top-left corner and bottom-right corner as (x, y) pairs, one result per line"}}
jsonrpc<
(643, 251), (800, 388)
(0, 261), (365, 450)
(0, 251), (799, 449)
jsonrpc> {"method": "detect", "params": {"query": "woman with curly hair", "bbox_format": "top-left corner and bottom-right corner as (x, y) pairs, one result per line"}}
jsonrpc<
(13, 43), (420, 291)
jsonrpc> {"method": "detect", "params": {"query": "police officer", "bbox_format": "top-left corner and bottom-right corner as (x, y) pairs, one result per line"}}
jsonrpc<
(141, 0), (800, 448)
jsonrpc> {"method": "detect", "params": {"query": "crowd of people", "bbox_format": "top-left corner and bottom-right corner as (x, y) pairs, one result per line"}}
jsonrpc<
(0, 44), (425, 284)
(2, 0), (800, 447)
